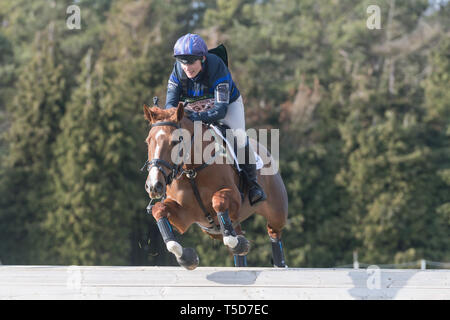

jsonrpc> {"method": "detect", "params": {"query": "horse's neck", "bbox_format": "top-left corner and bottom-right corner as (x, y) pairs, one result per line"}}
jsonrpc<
(182, 119), (218, 169)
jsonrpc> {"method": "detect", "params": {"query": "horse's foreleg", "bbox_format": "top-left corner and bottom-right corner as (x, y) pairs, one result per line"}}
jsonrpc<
(233, 224), (248, 267)
(212, 188), (250, 256)
(152, 200), (199, 270)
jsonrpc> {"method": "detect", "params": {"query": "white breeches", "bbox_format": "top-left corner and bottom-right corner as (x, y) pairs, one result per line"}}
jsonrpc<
(218, 95), (247, 148)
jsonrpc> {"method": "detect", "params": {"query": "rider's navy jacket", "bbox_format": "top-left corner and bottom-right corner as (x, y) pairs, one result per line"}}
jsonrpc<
(165, 53), (240, 123)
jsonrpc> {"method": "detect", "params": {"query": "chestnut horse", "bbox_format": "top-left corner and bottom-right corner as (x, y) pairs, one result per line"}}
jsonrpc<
(142, 101), (288, 269)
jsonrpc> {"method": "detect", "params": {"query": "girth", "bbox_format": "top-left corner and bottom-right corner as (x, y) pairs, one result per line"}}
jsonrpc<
(181, 163), (220, 231)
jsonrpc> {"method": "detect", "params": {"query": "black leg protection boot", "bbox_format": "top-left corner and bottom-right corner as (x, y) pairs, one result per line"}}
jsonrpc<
(270, 237), (287, 267)
(239, 138), (266, 206)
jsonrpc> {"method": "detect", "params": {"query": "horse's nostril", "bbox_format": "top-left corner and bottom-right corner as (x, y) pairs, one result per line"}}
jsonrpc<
(154, 181), (164, 194)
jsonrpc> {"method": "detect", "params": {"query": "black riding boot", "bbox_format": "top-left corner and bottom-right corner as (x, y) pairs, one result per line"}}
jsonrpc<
(239, 139), (266, 206)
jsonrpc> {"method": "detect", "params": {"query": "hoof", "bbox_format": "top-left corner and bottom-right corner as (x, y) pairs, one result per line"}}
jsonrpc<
(231, 235), (250, 256)
(271, 259), (288, 268)
(176, 247), (199, 270)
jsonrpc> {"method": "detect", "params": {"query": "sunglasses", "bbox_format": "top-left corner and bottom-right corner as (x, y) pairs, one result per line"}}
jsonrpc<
(176, 56), (201, 65)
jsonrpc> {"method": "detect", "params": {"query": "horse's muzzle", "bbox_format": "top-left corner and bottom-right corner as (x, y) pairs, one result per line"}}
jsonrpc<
(148, 181), (165, 199)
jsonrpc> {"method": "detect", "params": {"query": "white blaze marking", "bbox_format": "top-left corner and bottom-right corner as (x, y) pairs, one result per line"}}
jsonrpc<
(149, 166), (160, 186)
(155, 130), (166, 141)
(149, 129), (166, 186)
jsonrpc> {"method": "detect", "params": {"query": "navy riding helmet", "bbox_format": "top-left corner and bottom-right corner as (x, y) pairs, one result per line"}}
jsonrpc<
(173, 33), (208, 64)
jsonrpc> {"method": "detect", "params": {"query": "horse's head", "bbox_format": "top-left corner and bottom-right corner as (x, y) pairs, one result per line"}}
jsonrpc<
(143, 102), (185, 199)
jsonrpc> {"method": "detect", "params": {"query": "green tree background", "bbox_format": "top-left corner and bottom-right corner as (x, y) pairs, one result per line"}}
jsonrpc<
(0, 0), (448, 267)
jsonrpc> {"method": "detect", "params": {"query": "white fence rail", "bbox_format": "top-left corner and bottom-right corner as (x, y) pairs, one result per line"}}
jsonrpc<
(0, 266), (449, 300)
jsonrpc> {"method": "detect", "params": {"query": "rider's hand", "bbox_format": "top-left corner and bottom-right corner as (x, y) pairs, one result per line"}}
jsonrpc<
(188, 111), (202, 122)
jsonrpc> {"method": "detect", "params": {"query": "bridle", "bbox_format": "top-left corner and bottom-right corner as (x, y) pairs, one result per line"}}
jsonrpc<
(141, 118), (222, 230)
(141, 121), (185, 187)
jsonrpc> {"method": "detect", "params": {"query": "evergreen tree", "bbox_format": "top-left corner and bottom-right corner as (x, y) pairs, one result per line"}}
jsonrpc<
(98, 0), (212, 266)
(46, 49), (135, 265)
(337, 90), (449, 264)
(0, 30), (66, 264)
(0, 0), (448, 267)
(0, 32), (14, 155)
(423, 37), (450, 261)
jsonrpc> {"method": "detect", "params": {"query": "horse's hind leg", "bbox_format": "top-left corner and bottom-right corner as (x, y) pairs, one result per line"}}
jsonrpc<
(234, 255), (248, 267)
(267, 223), (287, 268)
(212, 188), (250, 256)
(256, 200), (288, 268)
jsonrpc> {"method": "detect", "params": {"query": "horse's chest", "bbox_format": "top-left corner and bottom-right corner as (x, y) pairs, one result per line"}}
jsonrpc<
(168, 183), (211, 208)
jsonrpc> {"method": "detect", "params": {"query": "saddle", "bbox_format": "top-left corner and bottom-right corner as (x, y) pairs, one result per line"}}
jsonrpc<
(184, 99), (249, 200)
(184, 97), (263, 168)
(184, 99), (235, 161)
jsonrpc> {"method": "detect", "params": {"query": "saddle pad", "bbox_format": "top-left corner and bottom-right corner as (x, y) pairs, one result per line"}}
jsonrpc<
(255, 152), (264, 170)
(209, 125), (264, 171)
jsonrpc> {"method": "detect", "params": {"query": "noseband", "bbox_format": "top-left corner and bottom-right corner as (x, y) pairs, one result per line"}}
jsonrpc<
(141, 121), (183, 187)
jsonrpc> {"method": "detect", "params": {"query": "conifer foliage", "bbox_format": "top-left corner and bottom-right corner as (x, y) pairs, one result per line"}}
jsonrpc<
(0, 0), (448, 266)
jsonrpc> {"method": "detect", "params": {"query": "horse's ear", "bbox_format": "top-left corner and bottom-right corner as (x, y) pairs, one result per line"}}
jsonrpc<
(143, 104), (153, 123)
(176, 102), (184, 122)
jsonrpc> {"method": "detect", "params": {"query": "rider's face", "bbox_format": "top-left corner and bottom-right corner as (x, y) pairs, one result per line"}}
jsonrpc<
(181, 58), (203, 79)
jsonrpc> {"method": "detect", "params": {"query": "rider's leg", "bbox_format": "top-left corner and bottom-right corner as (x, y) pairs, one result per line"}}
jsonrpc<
(240, 137), (267, 205)
(219, 96), (266, 206)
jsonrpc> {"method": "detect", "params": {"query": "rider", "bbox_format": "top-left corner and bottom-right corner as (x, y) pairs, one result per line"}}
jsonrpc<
(164, 33), (266, 206)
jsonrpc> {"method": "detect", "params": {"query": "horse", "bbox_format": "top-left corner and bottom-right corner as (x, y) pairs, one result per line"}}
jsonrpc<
(142, 101), (288, 269)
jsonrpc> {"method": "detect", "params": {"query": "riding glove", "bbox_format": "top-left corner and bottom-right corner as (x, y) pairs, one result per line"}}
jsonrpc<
(187, 111), (202, 122)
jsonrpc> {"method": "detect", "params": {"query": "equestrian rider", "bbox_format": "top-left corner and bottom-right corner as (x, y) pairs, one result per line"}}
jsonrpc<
(164, 33), (266, 206)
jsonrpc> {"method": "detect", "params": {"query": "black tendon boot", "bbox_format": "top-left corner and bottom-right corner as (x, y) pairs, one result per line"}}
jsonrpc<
(239, 138), (266, 206)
